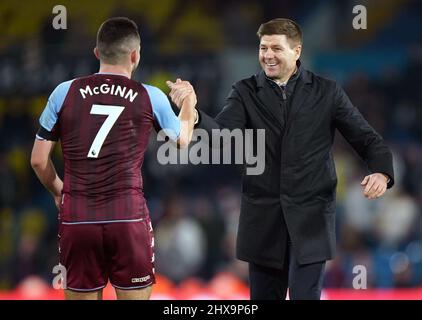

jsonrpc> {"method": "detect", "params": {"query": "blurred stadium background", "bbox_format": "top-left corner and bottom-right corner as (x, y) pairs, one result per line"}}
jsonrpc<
(0, 0), (422, 299)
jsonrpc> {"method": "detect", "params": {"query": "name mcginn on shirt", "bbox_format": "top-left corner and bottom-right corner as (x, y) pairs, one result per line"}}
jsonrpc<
(79, 83), (138, 102)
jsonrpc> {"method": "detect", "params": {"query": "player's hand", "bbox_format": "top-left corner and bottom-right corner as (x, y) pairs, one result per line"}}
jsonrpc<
(361, 173), (388, 199)
(166, 78), (196, 108)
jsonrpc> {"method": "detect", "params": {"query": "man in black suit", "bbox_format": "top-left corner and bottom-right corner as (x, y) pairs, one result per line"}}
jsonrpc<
(166, 18), (394, 300)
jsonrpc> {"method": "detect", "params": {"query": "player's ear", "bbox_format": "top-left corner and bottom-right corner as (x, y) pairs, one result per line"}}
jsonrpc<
(93, 47), (100, 60)
(130, 50), (138, 64)
(295, 44), (302, 60)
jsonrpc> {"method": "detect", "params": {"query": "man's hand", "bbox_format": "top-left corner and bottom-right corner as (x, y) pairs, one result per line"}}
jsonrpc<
(361, 173), (389, 199)
(166, 78), (196, 109)
(165, 78), (197, 148)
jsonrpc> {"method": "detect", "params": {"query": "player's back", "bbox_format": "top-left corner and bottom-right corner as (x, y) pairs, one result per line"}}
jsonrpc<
(50, 74), (155, 222)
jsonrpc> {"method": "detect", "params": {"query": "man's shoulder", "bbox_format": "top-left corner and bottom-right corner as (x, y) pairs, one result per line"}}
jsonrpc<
(55, 75), (94, 91)
(56, 78), (76, 88)
(68, 74), (96, 85)
(232, 74), (259, 92)
(141, 83), (165, 95)
(49, 79), (76, 101)
(303, 68), (339, 90)
(50, 76), (93, 99)
(230, 69), (341, 94)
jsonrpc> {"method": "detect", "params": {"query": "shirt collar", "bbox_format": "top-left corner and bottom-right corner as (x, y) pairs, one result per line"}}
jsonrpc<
(96, 72), (129, 78)
(257, 60), (303, 88)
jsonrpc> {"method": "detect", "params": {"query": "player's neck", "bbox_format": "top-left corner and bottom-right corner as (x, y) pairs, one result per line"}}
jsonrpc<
(98, 64), (131, 79)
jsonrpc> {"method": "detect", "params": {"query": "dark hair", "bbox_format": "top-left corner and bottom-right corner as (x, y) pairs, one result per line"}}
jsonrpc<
(96, 17), (140, 64)
(257, 18), (302, 47)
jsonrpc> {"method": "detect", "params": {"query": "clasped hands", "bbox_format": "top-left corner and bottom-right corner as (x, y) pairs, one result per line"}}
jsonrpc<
(166, 78), (196, 108)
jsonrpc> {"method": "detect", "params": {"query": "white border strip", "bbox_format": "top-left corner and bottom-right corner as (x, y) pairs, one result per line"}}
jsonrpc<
(111, 282), (154, 290)
(66, 284), (106, 292)
(62, 218), (144, 225)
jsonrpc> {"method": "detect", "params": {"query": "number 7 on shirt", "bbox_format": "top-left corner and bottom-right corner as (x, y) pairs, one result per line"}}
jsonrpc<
(87, 104), (125, 158)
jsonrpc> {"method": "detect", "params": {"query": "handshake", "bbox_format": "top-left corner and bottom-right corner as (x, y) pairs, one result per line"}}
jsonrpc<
(166, 79), (197, 109)
(165, 79), (198, 148)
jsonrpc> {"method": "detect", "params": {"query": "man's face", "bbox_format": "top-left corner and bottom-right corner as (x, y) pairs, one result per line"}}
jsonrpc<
(259, 34), (301, 82)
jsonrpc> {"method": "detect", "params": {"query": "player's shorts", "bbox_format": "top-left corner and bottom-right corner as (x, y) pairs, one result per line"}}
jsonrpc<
(58, 218), (155, 292)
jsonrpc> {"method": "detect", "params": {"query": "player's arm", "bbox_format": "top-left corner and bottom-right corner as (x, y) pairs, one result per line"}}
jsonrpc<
(167, 80), (197, 148)
(31, 139), (63, 208)
(167, 80), (246, 131)
(145, 83), (196, 148)
(167, 79), (247, 149)
(31, 80), (72, 208)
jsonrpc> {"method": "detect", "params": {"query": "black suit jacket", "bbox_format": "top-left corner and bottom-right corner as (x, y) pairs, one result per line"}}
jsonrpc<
(197, 64), (394, 267)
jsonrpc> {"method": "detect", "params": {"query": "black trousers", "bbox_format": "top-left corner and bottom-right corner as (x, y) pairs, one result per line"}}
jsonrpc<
(248, 245), (326, 300)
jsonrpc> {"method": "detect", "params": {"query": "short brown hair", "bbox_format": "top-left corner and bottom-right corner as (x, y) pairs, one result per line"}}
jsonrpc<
(96, 17), (140, 64)
(257, 18), (302, 47)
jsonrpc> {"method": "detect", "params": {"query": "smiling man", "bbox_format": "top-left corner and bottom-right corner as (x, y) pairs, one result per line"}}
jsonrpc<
(167, 18), (394, 300)
(259, 27), (300, 86)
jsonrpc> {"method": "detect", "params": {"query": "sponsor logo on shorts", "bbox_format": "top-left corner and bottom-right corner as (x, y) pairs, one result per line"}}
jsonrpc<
(131, 275), (151, 283)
